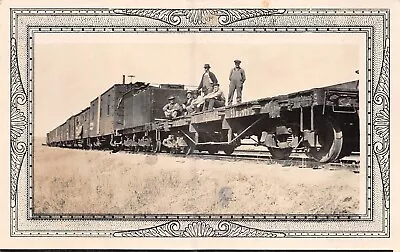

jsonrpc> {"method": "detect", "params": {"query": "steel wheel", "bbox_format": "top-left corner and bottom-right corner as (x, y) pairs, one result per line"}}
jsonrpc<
(268, 147), (293, 160)
(223, 146), (235, 155)
(306, 117), (343, 163)
(207, 146), (219, 155)
(337, 119), (359, 159)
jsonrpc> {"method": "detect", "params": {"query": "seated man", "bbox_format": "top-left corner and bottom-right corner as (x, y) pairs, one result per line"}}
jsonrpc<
(163, 96), (183, 119)
(203, 83), (226, 111)
(162, 134), (177, 149)
(185, 90), (202, 114)
(182, 90), (194, 115)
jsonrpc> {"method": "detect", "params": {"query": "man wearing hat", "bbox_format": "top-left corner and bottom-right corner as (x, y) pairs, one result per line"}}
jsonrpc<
(182, 90), (194, 114)
(198, 63), (219, 96)
(185, 90), (194, 107)
(228, 59), (246, 105)
(188, 89), (206, 113)
(184, 90), (200, 114)
(163, 96), (183, 119)
(203, 83), (226, 111)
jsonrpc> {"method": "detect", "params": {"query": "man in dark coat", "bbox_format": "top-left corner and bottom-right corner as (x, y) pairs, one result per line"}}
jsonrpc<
(198, 63), (218, 95)
(228, 59), (246, 105)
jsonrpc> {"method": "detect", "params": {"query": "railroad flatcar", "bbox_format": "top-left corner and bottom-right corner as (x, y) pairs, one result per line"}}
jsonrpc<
(46, 78), (360, 163)
(158, 80), (359, 162)
(175, 79), (360, 163)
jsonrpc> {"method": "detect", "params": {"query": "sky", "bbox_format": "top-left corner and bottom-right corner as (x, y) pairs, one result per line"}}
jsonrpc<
(34, 32), (364, 137)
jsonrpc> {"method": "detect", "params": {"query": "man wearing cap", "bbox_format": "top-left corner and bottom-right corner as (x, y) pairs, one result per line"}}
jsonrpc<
(198, 64), (219, 95)
(184, 90), (199, 114)
(228, 59), (246, 105)
(203, 83), (226, 111)
(185, 90), (194, 107)
(188, 90), (205, 113)
(182, 90), (194, 114)
(163, 96), (183, 119)
(162, 134), (178, 151)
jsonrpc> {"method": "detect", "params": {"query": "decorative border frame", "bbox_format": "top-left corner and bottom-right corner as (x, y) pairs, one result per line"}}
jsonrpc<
(9, 8), (390, 237)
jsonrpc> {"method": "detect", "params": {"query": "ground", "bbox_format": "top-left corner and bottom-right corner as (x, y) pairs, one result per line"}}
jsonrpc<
(33, 139), (360, 215)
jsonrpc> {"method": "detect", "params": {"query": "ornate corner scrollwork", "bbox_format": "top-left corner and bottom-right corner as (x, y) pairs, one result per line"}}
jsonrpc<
(112, 9), (286, 26)
(113, 220), (286, 238)
(10, 37), (27, 207)
(373, 38), (390, 208)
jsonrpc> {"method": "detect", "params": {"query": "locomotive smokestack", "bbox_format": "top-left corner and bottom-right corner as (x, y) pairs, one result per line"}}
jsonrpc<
(122, 75), (126, 84)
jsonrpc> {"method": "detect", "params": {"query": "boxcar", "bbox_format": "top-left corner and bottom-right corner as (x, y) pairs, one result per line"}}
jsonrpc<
(54, 125), (61, 145)
(88, 83), (139, 148)
(89, 96), (99, 138)
(46, 130), (54, 146)
(122, 84), (187, 130)
(59, 122), (68, 144)
(74, 107), (90, 146)
(66, 115), (76, 143)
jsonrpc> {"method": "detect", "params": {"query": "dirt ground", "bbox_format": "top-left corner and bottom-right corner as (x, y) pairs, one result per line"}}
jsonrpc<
(33, 139), (360, 215)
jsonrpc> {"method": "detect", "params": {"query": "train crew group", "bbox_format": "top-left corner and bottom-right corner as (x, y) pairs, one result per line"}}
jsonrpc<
(163, 60), (246, 119)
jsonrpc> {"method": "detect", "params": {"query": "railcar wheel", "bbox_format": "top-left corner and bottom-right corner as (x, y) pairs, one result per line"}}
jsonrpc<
(306, 117), (343, 163)
(207, 146), (219, 155)
(223, 146), (235, 155)
(337, 121), (359, 159)
(268, 147), (293, 160)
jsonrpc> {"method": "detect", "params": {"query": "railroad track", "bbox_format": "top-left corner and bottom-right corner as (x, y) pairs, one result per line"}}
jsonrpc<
(46, 145), (360, 172)
(119, 147), (360, 172)
(179, 150), (360, 172)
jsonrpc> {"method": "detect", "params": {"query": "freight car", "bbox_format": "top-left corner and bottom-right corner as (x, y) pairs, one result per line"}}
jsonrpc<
(46, 78), (360, 163)
(87, 82), (141, 149)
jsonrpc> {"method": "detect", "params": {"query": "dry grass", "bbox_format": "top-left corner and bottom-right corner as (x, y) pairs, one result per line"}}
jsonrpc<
(33, 140), (360, 215)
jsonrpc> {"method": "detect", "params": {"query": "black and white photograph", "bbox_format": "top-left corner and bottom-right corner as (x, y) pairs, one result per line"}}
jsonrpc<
(35, 32), (364, 216)
(1, 0), (396, 249)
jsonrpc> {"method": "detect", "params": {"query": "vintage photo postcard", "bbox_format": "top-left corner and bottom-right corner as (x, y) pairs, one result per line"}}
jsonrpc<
(0, 0), (399, 249)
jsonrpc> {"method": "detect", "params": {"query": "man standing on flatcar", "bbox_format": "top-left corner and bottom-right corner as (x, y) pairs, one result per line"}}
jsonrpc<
(163, 96), (183, 119)
(228, 59), (246, 105)
(203, 83), (226, 111)
(198, 64), (218, 95)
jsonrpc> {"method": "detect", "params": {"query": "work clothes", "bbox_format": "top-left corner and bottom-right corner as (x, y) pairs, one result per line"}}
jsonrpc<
(228, 67), (246, 105)
(205, 98), (225, 111)
(185, 98), (194, 108)
(198, 71), (218, 95)
(203, 89), (226, 111)
(186, 95), (204, 114)
(162, 136), (177, 149)
(163, 102), (182, 119)
(182, 97), (194, 114)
